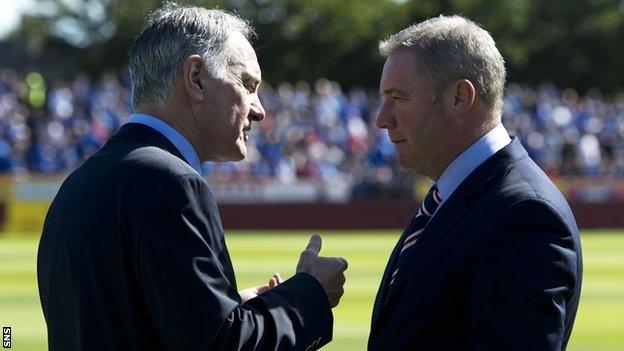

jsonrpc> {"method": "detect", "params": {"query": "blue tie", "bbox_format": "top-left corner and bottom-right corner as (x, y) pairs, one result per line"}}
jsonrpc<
(389, 185), (442, 285)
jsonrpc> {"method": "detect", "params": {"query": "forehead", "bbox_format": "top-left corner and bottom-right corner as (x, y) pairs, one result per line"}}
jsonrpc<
(380, 50), (420, 89)
(381, 50), (439, 100)
(226, 32), (261, 79)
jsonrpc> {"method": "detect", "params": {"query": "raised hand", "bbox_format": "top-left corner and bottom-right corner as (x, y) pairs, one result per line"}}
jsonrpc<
(296, 234), (348, 308)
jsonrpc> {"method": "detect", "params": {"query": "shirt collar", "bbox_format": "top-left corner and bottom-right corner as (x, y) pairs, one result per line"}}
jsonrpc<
(127, 113), (203, 174)
(436, 123), (511, 203)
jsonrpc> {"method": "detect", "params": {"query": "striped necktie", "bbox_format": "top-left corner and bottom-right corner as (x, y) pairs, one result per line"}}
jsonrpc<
(389, 185), (442, 285)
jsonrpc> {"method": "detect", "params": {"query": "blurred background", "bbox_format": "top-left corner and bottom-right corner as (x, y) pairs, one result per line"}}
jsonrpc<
(0, 0), (623, 350)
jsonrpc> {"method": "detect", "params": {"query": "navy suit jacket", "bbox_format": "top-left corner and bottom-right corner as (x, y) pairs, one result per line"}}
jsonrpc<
(369, 137), (582, 350)
(38, 123), (332, 351)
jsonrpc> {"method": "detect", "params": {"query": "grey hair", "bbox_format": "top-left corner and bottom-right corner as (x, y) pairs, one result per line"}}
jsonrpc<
(129, 2), (254, 108)
(379, 15), (506, 112)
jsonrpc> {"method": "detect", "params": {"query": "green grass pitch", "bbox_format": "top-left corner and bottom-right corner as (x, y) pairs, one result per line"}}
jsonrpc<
(1, 230), (623, 350)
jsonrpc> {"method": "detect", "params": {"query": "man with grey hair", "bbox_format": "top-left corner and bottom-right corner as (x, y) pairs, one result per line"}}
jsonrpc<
(38, 3), (346, 350)
(369, 15), (582, 350)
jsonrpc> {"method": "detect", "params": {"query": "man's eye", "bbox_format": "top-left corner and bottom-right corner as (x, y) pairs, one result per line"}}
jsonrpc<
(245, 82), (258, 93)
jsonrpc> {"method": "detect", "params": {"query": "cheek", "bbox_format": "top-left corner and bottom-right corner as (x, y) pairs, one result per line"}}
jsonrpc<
(395, 106), (419, 137)
(232, 108), (247, 131)
(231, 95), (249, 119)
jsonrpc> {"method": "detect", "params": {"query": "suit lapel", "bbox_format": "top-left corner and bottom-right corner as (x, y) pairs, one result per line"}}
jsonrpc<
(370, 217), (416, 324)
(371, 137), (528, 329)
(371, 192), (472, 330)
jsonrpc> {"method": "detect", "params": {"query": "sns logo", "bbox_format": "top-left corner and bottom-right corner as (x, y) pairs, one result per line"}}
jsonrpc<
(2, 327), (10, 348)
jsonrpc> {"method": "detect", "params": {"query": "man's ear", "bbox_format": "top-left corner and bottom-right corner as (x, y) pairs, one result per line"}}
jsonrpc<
(451, 79), (476, 114)
(183, 54), (205, 102)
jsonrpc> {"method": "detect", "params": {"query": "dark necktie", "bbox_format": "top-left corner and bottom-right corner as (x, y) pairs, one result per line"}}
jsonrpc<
(389, 185), (442, 285)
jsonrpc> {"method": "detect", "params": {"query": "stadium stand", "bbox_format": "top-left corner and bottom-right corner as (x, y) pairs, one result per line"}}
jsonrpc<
(1, 68), (623, 180)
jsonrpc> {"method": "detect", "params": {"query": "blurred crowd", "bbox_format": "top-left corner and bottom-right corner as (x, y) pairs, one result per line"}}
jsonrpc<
(1, 68), (623, 198)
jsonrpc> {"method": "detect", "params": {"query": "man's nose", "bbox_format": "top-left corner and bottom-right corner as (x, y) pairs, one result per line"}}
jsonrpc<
(376, 102), (395, 129)
(249, 95), (266, 122)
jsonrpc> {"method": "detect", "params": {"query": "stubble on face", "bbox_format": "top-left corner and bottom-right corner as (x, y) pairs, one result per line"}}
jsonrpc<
(379, 51), (446, 178)
(228, 40), (263, 161)
(199, 33), (262, 162)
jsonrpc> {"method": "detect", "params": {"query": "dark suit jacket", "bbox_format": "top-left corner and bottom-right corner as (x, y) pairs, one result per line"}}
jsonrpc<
(38, 123), (332, 351)
(369, 137), (582, 351)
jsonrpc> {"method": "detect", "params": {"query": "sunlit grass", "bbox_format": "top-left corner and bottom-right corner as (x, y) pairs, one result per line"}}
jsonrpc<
(1, 230), (622, 350)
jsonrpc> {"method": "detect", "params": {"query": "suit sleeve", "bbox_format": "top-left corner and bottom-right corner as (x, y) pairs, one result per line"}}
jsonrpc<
(129, 174), (333, 351)
(468, 199), (581, 351)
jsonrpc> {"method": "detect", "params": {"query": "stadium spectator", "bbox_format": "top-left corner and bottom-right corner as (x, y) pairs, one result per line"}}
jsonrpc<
(1, 67), (623, 191)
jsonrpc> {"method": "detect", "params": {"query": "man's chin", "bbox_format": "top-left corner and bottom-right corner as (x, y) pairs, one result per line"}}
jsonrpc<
(231, 154), (245, 162)
(211, 147), (246, 162)
(397, 155), (412, 169)
(231, 144), (246, 162)
(398, 156), (420, 173)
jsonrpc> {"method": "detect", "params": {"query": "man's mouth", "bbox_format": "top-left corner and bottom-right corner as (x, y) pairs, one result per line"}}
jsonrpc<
(241, 125), (251, 142)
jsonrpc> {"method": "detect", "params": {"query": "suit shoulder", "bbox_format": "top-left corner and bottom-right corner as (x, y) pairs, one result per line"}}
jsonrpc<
(121, 144), (199, 179)
(491, 156), (576, 228)
(97, 139), (210, 201)
(502, 156), (568, 203)
(75, 135), (201, 184)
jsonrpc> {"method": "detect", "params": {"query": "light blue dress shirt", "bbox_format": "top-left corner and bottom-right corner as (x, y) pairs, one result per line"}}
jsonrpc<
(434, 123), (511, 213)
(127, 113), (203, 174)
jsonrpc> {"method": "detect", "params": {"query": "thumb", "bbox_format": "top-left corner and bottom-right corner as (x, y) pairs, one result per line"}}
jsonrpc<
(304, 234), (322, 255)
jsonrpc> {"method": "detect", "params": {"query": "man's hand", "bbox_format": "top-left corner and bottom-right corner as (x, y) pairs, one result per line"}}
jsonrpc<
(239, 273), (283, 304)
(296, 234), (348, 308)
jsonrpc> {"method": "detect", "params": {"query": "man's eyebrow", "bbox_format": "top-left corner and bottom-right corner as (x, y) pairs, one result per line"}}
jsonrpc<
(242, 71), (261, 84)
(380, 88), (408, 97)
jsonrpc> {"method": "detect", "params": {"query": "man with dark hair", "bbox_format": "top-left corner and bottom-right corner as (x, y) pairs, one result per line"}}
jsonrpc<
(38, 4), (347, 350)
(369, 15), (582, 350)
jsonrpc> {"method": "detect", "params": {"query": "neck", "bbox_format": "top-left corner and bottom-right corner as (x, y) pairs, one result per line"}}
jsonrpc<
(427, 112), (500, 180)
